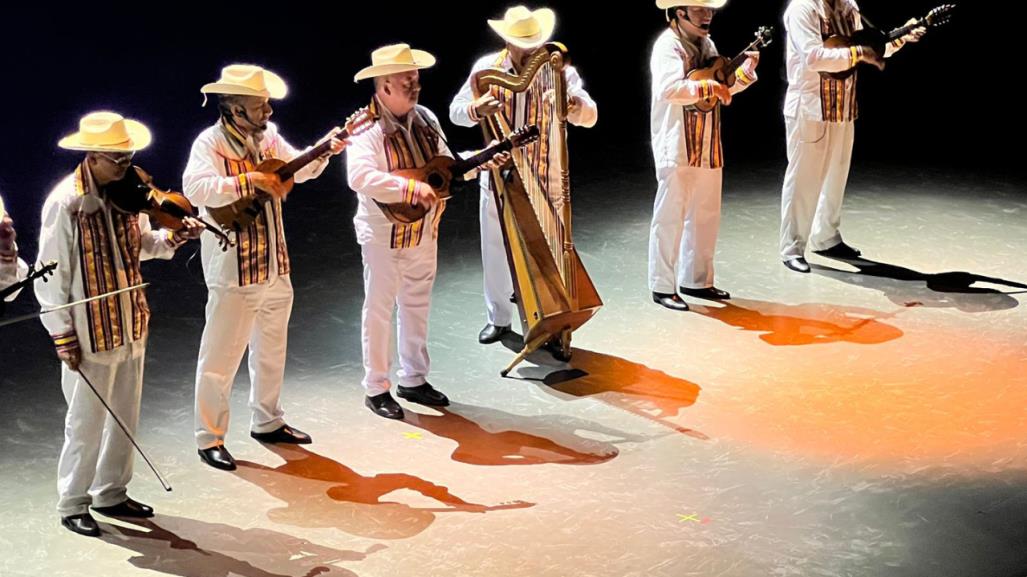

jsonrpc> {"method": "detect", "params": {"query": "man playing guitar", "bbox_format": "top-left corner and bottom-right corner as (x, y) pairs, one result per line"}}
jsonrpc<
(779, 0), (928, 273)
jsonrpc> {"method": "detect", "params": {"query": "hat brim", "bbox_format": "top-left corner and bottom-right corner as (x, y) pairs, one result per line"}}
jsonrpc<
(353, 50), (436, 82)
(57, 119), (152, 152)
(0, 195), (5, 218)
(656, 0), (727, 9)
(488, 8), (556, 50)
(200, 69), (288, 99)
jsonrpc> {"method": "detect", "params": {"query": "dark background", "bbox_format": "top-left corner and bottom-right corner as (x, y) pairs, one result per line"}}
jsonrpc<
(0, 0), (1017, 296)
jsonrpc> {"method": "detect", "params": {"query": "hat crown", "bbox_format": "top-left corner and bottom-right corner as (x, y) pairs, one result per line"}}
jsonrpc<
(371, 44), (416, 66)
(219, 64), (269, 92)
(503, 6), (541, 37)
(79, 112), (131, 146)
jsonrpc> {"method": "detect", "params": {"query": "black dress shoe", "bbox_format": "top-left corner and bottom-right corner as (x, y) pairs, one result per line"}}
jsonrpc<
(250, 424), (312, 445)
(365, 392), (405, 419)
(478, 323), (511, 344)
(397, 382), (450, 407)
(652, 292), (689, 311)
(198, 445), (237, 471)
(679, 286), (731, 300)
(783, 257), (811, 273)
(61, 513), (100, 537)
(92, 497), (154, 519)
(813, 241), (862, 259)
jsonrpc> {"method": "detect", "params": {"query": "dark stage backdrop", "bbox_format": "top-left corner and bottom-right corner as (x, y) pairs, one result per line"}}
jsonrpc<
(0, 0), (1015, 255)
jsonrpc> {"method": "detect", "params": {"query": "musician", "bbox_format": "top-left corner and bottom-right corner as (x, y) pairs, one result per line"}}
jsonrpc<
(0, 194), (29, 301)
(34, 112), (203, 537)
(347, 44), (460, 420)
(183, 65), (346, 470)
(649, 0), (759, 311)
(449, 5), (598, 346)
(780, 0), (925, 272)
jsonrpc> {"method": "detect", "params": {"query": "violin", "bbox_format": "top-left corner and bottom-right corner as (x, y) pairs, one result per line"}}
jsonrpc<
(107, 166), (234, 251)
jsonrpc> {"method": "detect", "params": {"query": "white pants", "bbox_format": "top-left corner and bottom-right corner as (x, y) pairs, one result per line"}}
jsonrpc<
(57, 343), (145, 517)
(780, 117), (855, 259)
(648, 166), (723, 293)
(361, 241), (437, 397)
(194, 276), (292, 450)
(480, 183), (515, 327)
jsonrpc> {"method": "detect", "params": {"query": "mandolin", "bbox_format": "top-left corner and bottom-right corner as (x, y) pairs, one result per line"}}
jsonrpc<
(376, 124), (540, 225)
(822, 4), (955, 81)
(687, 26), (773, 113)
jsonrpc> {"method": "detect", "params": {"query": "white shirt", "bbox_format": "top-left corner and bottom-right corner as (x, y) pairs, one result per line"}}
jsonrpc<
(449, 49), (598, 193)
(182, 120), (329, 288)
(650, 26), (758, 169)
(346, 102), (452, 248)
(450, 50), (598, 129)
(35, 164), (180, 360)
(0, 194), (28, 301)
(784, 0), (905, 121)
(0, 256), (28, 302)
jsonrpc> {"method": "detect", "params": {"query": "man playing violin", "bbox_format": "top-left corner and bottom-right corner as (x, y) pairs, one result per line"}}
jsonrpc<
(0, 194), (29, 302)
(183, 64), (346, 470)
(780, 0), (925, 273)
(34, 112), (203, 537)
(648, 0), (759, 312)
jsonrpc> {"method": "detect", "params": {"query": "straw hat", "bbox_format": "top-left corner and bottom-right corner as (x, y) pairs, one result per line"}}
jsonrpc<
(656, 0), (727, 9)
(487, 6), (556, 49)
(354, 44), (436, 82)
(57, 112), (152, 152)
(201, 64), (287, 99)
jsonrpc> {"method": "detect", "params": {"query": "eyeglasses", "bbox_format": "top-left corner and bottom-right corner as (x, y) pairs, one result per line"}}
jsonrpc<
(96, 152), (135, 167)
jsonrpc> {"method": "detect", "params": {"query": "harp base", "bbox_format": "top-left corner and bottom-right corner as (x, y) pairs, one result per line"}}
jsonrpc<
(500, 332), (556, 378)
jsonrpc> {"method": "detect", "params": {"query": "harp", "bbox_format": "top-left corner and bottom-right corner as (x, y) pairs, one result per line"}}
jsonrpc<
(472, 43), (602, 376)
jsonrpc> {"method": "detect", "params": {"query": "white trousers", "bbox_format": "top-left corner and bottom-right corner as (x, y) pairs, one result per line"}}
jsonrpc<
(57, 343), (145, 517)
(479, 183), (515, 328)
(194, 276), (292, 449)
(780, 117), (855, 259)
(648, 166), (723, 293)
(361, 241), (437, 397)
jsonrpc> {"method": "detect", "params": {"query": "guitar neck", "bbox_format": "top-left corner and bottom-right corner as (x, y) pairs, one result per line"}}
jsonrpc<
(887, 14), (932, 42)
(725, 38), (762, 75)
(275, 127), (350, 180)
(450, 139), (515, 176)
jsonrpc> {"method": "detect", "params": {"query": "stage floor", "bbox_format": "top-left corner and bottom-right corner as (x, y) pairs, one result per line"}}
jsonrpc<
(1, 164), (1025, 577)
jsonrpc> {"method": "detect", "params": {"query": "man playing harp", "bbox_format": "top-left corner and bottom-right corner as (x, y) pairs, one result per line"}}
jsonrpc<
(449, 5), (598, 361)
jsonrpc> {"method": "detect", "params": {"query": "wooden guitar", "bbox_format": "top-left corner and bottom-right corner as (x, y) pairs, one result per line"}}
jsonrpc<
(376, 124), (540, 225)
(208, 107), (375, 231)
(687, 26), (773, 113)
(823, 4), (955, 80)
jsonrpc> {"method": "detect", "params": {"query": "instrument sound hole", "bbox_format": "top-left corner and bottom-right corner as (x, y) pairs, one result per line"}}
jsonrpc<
(427, 173), (445, 189)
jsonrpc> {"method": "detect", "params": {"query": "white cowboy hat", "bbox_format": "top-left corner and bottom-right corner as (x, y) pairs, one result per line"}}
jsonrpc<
(201, 64), (288, 99)
(58, 111), (152, 152)
(354, 44), (436, 82)
(656, 0), (727, 9)
(488, 6), (556, 50)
